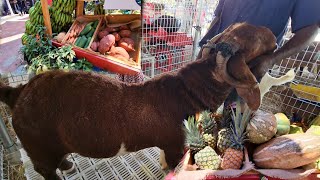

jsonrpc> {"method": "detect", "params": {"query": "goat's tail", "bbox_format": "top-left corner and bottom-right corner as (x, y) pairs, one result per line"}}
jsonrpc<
(0, 81), (25, 109)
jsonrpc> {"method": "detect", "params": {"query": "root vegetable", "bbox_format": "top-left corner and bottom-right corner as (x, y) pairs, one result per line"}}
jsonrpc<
(98, 30), (109, 39)
(90, 41), (99, 52)
(120, 25), (130, 30)
(105, 27), (119, 33)
(112, 32), (121, 41)
(118, 38), (135, 52)
(108, 46), (130, 60)
(98, 34), (115, 54)
(69, 37), (75, 44)
(119, 30), (132, 38)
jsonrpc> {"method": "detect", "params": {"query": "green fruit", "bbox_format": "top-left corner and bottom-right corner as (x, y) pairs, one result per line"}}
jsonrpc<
(310, 116), (320, 126)
(86, 28), (95, 38)
(306, 125), (320, 136)
(84, 37), (91, 48)
(80, 25), (92, 36)
(86, 21), (94, 27)
(74, 36), (82, 46)
(93, 20), (99, 28)
(289, 125), (304, 134)
(77, 36), (87, 48)
(275, 113), (290, 136)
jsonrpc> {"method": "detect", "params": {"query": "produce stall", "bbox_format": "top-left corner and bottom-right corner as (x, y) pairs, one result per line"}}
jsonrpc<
(23, 0), (142, 76)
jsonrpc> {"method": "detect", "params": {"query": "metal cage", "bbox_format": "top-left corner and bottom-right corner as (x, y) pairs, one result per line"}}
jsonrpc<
(261, 25), (320, 125)
(141, 0), (219, 78)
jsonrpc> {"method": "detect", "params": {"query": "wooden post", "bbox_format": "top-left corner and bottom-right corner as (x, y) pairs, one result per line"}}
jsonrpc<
(40, 0), (52, 36)
(76, 0), (84, 17)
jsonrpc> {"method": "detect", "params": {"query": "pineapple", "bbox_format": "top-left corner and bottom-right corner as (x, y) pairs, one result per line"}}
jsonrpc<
(217, 128), (232, 153)
(194, 146), (221, 170)
(183, 116), (205, 154)
(221, 99), (252, 169)
(183, 116), (221, 170)
(199, 110), (218, 149)
(217, 103), (235, 153)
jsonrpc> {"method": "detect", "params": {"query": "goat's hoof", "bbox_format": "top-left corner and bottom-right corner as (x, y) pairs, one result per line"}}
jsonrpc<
(159, 150), (168, 170)
(61, 163), (76, 174)
(160, 162), (168, 170)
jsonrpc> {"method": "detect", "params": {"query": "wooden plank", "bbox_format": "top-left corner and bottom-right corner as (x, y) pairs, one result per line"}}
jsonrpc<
(76, 0), (84, 17)
(40, 0), (52, 36)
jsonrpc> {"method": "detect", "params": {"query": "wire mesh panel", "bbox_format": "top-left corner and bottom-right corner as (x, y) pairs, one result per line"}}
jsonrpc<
(0, 145), (3, 180)
(261, 27), (320, 125)
(141, 0), (219, 78)
(20, 147), (167, 180)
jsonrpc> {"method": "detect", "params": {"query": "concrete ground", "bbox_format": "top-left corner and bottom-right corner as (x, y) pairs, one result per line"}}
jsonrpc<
(0, 14), (29, 75)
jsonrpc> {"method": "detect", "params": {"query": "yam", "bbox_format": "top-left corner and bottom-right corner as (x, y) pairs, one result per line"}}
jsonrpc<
(119, 30), (132, 38)
(253, 133), (320, 169)
(98, 30), (109, 39)
(105, 27), (119, 33)
(112, 32), (121, 41)
(118, 38), (135, 52)
(98, 34), (115, 54)
(120, 25), (130, 30)
(108, 46), (129, 60)
(90, 41), (99, 52)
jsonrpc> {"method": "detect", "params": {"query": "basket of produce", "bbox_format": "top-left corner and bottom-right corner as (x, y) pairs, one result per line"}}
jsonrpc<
(166, 105), (320, 180)
(53, 14), (141, 75)
(62, 15), (102, 49)
(88, 14), (141, 69)
(290, 83), (320, 103)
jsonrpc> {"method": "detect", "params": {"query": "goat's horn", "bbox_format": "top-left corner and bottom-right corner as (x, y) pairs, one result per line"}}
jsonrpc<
(201, 33), (222, 58)
(216, 52), (258, 89)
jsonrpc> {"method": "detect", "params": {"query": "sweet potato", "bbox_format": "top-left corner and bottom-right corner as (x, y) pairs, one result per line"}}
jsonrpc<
(119, 30), (132, 38)
(120, 25), (130, 30)
(98, 34), (115, 54)
(118, 38), (135, 52)
(112, 32), (121, 41)
(90, 41), (99, 52)
(98, 30), (109, 39)
(109, 46), (130, 60)
(105, 27), (119, 33)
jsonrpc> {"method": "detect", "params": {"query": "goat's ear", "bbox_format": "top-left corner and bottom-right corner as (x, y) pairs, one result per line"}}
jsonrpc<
(228, 54), (261, 111)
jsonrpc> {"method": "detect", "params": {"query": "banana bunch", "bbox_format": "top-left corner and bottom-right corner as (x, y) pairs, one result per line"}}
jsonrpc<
(94, 4), (105, 15)
(21, 33), (30, 45)
(25, 19), (40, 35)
(51, 0), (75, 33)
(52, 0), (75, 14)
(26, 1), (45, 35)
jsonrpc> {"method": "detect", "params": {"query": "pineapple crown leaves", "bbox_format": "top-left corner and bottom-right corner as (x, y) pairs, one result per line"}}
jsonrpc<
(183, 116), (205, 148)
(198, 110), (214, 129)
(229, 98), (253, 149)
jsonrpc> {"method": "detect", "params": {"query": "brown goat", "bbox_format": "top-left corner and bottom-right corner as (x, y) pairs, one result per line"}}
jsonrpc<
(0, 23), (276, 180)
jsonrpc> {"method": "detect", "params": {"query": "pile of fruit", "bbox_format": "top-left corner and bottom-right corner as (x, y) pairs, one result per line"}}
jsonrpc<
(90, 24), (136, 61)
(184, 100), (320, 171)
(23, 1), (45, 40)
(51, 0), (76, 33)
(94, 3), (105, 15)
(184, 102), (250, 170)
(64, 20), (99, 48)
